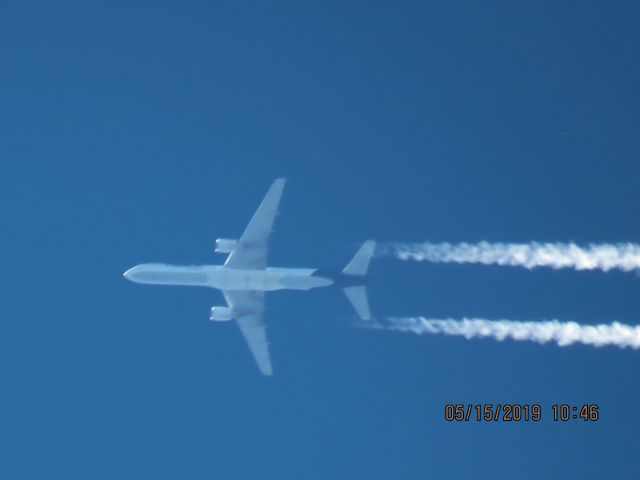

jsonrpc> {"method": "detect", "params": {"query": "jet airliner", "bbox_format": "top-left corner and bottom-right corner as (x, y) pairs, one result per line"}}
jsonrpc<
(123, 179), (375, 375)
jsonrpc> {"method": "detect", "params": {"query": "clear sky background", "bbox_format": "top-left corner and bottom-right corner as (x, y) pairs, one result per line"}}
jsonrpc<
(2, 1), (640, 478)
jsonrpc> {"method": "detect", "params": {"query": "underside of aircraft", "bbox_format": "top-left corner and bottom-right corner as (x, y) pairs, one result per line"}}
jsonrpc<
(124, 179), (374, 375)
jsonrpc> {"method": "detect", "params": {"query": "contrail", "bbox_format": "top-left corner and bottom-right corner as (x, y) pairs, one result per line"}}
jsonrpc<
(380, 317), (640, 349)
(380, 241), (640, 272)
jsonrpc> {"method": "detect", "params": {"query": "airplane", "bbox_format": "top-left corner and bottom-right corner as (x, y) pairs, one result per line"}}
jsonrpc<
(123, 178), (375, 375)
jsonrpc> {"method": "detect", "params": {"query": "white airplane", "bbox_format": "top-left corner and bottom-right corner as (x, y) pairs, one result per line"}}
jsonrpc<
(123, 179), (375, 375)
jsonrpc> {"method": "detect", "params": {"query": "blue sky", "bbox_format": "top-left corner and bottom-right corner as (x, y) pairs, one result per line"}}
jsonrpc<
(2, 1), (640, 478)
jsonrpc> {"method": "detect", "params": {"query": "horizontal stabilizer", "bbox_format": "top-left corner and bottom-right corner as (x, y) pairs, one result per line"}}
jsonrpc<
(343, 240), (376, 276)
(343, 286), (371, 320)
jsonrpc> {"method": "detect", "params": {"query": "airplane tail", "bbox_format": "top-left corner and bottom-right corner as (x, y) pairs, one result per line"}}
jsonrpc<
(342, 241), (376, 320)
(343, 286), (371, 320)
(342, 240), (376, 276)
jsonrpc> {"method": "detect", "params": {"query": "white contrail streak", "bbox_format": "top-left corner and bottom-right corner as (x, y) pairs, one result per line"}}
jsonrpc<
(382, 241), (640, 272)
(382, 317), (640, 349)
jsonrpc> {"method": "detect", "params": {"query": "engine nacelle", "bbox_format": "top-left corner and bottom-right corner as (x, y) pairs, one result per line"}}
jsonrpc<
(215, 238), (237, 254)
(210, 306), (233, 322)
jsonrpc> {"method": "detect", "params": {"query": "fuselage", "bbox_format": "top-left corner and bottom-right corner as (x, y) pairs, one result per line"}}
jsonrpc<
(123, 263), (335, 291)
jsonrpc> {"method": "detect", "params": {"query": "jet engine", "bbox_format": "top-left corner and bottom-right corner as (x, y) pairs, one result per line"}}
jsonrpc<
(210, 306), (233, 322)
(215, 238), (237, 254)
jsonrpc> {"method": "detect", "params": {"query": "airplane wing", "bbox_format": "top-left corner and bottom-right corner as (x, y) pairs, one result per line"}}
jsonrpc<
(224, 178), (286, 270)
(223, 290), (273, 376)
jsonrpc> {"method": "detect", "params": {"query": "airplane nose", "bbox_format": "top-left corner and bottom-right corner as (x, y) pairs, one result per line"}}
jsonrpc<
(123, 265), (152, 283)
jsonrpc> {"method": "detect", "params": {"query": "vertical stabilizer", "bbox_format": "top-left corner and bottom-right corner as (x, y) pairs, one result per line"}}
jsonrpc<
(342, 240), (376, 276)
(343, 286), (371, 320)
